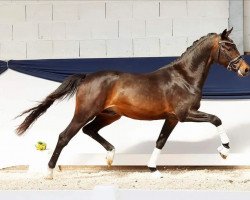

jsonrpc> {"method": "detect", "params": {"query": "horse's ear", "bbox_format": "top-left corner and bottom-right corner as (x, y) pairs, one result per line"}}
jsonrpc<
(221, 29), (228, 39)
(221, 28), (233, 39)
(226, 27), (233, 37)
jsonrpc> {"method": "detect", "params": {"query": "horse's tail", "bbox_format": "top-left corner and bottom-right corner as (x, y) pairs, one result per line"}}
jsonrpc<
(16, 74), (86, 135)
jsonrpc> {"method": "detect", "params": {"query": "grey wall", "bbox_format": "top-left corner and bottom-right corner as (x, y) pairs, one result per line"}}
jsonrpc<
(229, 0), (244, 54)
(0, 0), (229, 60)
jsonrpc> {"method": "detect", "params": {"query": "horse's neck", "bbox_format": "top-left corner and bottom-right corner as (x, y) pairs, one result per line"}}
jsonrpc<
(174, 42), (214, 90)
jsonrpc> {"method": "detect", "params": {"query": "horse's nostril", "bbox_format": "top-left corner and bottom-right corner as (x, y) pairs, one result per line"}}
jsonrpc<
(245, 68), (249, 73)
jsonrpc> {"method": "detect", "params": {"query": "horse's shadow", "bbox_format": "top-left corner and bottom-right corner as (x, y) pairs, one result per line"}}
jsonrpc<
(123, 123), (250, 154)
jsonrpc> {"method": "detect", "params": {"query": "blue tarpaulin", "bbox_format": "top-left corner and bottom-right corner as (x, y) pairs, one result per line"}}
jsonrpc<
(8, 58), (177, 82)
(0, 61), (7, 74)
(204, 55), (250, 99)
(1, 56), (250, 99)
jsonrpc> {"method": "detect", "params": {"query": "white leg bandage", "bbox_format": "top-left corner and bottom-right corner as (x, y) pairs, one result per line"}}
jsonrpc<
(217, 125), (230, 158)
(217, 125), (229, 144)
(148, 148), (163, 178)
(148, 148), (161, 168)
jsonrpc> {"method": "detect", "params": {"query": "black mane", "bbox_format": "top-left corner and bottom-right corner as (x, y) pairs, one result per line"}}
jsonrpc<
(179, 33), (217, 61)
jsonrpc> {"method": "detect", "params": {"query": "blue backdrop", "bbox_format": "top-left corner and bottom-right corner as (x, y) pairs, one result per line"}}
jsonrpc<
(1, 56), (250, 99)
(0, 61), (7, 74)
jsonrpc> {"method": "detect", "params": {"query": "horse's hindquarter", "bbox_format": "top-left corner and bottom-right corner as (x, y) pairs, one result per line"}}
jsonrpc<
(104, 72), (176, 120)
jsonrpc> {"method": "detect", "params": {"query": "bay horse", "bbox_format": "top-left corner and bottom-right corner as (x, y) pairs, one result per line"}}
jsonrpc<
(16, 29), (249, 179)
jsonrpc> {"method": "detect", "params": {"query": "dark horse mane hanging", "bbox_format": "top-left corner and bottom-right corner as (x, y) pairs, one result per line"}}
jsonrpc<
(16, 29), (250, 179)
(163, 32), (217, 74)
(180, 33), (217, 57)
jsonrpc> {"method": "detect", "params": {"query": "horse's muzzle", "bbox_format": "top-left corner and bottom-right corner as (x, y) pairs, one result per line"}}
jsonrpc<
(238, 61), (250, 77)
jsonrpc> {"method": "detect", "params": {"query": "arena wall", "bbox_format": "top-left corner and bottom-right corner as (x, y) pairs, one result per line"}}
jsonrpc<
(1, 70), (250, 167)
(0, 0), (229, 60)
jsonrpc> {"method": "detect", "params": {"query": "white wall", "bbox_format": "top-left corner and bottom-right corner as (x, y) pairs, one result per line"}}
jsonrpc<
(0, 0), (229, 60)
(1, 70), (250, 167)
(244, 0), (250, 52)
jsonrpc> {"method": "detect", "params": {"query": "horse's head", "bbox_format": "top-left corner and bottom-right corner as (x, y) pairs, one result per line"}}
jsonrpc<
(213, 28), (249, 77)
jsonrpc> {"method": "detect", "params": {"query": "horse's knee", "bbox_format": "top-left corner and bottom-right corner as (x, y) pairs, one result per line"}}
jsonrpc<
(156, 138), (166, 149)
(209, 115), (222, 126)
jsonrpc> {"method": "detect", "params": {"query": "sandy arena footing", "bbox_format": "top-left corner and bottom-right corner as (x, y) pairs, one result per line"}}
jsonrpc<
(0, 166), (250, 190)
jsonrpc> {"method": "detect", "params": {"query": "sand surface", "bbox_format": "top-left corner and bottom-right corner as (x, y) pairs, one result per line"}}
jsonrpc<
(0, 166), (250, 191)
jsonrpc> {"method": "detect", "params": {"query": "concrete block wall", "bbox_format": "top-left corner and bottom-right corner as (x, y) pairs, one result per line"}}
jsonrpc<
(244, 0), (250, 52)
(0, 0), (229, 60)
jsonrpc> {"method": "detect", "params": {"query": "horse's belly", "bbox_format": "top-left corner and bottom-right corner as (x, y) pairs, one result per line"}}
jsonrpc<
(108, 105), (173, 120)
(105, 85), (174, 120)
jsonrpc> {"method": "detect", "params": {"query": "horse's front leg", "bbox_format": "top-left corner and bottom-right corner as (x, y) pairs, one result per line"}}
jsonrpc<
(184, 110), (230, 159)
(148, 116), (178, 178)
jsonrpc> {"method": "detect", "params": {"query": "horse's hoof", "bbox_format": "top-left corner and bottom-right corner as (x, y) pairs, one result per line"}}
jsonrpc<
(217, 145), (229, 160)
(151, 170), (163, 179)
(106, 149), (115, 167)
(148, 167), (163, 179)
(44, 167), (54, 180)
(55, 165), (61, 172)
(219, 153), (227, 160)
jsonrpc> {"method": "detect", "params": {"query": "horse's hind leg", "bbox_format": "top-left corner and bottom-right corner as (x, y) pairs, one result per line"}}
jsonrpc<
(45, 113), (95, 180)
(82, 112), (121, 166)
(148, 116), (178, 178)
